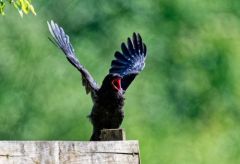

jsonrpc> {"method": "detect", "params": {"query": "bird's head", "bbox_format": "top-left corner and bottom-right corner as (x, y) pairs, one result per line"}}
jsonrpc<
(101, 74), (123, 92)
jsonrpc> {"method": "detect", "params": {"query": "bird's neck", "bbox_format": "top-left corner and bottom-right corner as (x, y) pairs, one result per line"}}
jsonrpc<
(97, 88), (124, 102)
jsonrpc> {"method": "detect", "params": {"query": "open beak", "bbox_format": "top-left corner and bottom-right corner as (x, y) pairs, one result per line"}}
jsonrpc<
(112, 78), (122, 91)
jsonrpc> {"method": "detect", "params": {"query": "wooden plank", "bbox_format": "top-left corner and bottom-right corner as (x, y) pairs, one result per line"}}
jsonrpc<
(100, 129), (126, 141)
(0, 141), (140, 164)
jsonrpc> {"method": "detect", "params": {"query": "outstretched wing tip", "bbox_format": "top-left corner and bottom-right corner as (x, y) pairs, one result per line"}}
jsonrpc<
(47, 20), (99, 94)
(132, 32), (141, 39)
(109, 32), (147, 91)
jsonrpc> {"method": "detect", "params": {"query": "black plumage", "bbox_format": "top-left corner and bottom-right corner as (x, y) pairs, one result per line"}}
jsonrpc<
(47, 20), (147, 141)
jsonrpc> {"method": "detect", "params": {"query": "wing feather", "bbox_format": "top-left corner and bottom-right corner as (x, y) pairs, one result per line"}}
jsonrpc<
(109, 33), (147, 91)
(47, 20), (99, 95)
(115, 51), (129, 62)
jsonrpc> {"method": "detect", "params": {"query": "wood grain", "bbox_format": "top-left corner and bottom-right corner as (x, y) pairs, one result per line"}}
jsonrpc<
(0, 141), (140, 164)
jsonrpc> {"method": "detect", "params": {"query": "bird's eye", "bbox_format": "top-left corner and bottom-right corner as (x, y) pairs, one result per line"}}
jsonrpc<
(111, 78), (121, 91)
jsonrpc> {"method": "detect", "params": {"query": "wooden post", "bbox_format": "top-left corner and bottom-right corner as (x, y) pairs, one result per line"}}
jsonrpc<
(100, 128), (126, 141)
(0, 141), (140, 164)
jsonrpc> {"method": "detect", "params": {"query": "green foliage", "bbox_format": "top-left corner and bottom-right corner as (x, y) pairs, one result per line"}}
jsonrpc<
(0, 0), (36, 16)
(0, 2), (6, 15)
(1, 0), (240, 163)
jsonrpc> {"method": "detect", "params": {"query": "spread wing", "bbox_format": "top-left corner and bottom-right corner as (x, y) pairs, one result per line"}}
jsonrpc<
(109, 33), (147, 91)
(47, 20), (99, 94)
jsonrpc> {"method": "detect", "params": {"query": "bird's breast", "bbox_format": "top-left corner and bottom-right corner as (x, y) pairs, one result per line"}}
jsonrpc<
(93, 91), (125, 114)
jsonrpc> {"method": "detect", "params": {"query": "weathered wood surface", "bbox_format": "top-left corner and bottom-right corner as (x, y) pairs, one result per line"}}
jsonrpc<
(0, 141), (140, 164)
(100, 129), (126, 141)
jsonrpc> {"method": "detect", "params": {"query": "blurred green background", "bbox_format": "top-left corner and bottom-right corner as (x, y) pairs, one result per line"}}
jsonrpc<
(1, 0), (240, 163)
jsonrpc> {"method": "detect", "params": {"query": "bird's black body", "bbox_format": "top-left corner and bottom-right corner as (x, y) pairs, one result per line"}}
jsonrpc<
(48, 20), (147, 140)
(89, 75), (125, 140)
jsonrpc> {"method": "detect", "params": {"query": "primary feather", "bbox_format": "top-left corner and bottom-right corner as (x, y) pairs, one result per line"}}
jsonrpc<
(47, 20), (99, 95)
(109, 33), (147, 91)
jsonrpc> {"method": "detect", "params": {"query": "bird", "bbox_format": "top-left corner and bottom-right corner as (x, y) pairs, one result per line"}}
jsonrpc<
(47, 20), (147, 141)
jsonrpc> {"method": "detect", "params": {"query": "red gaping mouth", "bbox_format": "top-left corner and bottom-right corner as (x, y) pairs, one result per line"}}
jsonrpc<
(112, 78), (121, 91)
